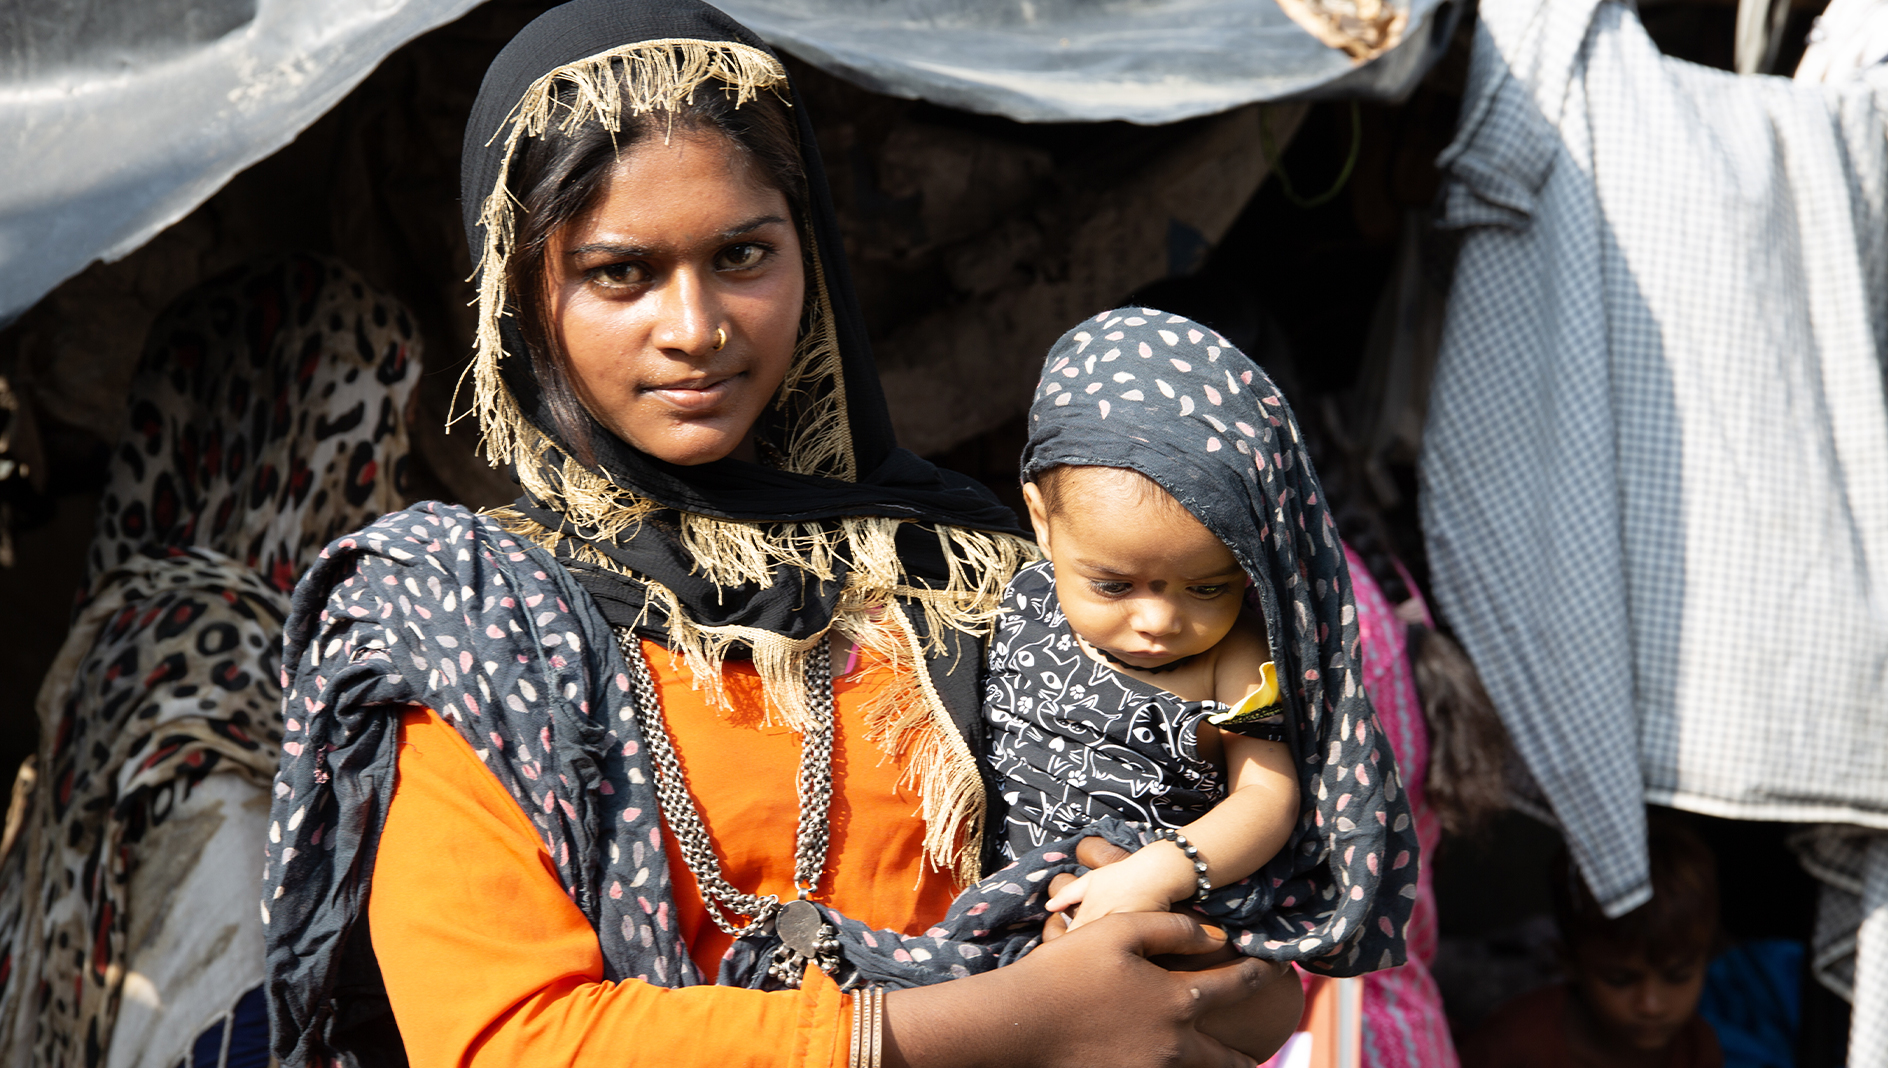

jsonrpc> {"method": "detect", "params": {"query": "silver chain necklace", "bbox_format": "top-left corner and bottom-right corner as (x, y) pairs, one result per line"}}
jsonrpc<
(616, 629), (843, 986)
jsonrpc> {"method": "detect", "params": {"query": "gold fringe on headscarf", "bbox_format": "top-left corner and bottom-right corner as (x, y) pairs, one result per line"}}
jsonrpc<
(863, 603), (993, 886)
(493, 506), (1037, 883)
(462, 38), (799, 480)
(773, 242), (856, 480)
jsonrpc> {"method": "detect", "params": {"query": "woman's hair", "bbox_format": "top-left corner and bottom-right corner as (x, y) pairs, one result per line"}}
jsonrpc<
(503, 80), (810, 466)
(1550, 814), (1721, 965)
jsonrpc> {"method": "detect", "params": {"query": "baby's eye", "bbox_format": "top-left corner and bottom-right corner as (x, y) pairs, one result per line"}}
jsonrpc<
(587, 261), (650, 289)
(1086, 580), (1132, 597)
(1189, 584), (1229, 598)
(716, 242), (771, 271)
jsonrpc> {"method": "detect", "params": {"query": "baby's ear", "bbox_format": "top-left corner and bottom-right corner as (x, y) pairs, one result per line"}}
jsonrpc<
(1021, 481), (1053, 550)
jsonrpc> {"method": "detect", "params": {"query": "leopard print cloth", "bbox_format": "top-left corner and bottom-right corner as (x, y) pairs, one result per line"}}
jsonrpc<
(0, 253), (419, 1068)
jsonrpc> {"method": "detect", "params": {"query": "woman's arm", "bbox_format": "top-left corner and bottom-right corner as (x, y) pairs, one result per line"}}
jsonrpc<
(885, 911), (1299, 1068)
(371, 708), (852, 1068)
(373, 709), (1299, 1067)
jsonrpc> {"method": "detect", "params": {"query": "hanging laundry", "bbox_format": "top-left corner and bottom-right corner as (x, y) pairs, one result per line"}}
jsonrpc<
(1423, 0), (1888, 1060)
(1796, 0), (1888, 84)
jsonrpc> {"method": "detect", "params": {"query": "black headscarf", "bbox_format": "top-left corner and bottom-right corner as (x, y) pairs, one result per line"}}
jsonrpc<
(460, 0), (1024, 633)
(462, 0), (1036, 877)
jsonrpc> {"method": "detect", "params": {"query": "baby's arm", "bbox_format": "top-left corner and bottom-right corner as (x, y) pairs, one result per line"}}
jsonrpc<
(1047, 619), (1299, 927)
(1046, 734), (1298, 927)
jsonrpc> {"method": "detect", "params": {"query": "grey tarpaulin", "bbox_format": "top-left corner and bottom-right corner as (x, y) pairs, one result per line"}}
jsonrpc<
(0, 0), (1458, 329)
(713, 0), (1460, 123)
(0, 0), (484, 327)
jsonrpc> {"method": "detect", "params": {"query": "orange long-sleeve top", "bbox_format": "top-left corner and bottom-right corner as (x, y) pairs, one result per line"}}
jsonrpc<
(368, 639), (964, 1068)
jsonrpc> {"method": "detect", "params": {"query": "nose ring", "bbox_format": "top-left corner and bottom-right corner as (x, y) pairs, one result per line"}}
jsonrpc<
(713, 327), (728, 351)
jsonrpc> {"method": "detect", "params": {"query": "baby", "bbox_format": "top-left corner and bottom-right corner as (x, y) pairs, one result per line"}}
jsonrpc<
(716, 309), (1413, 993)
(981, 307), (1410, 951)
(1003, 463), (1300, 925)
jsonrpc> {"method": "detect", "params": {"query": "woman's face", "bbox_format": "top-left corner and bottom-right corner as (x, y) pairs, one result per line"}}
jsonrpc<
(544, 126), (805, 466)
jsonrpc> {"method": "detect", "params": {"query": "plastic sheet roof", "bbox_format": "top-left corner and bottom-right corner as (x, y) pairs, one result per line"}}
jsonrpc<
(0, 0), (1457, 327)
(717, 0), (1458, 123)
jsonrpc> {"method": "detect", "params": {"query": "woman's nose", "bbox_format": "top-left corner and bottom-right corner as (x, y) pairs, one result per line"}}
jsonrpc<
(651, 268), (721, 357)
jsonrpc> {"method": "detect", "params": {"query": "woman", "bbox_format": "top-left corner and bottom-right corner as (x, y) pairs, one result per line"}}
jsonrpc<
(264, 3), (1303, 1066)
(0, 252), (419, 1068)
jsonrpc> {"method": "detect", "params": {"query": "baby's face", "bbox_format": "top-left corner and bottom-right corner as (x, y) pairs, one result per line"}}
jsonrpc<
(1024, 467), (1247, 670)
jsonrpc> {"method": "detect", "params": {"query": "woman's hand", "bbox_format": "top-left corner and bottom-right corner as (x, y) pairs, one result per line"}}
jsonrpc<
(881, 910), (1298, 1068)
(1038, 836), (1304, 1061)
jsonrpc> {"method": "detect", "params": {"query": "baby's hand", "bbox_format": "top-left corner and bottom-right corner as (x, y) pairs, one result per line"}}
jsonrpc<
(1044, 838), (1201, 931)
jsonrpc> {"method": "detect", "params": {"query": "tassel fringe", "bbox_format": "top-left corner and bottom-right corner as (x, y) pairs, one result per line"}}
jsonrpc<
(460, 39), (842, 479)
(489, 506), (1037, 883)
(774, 242), (855, 481)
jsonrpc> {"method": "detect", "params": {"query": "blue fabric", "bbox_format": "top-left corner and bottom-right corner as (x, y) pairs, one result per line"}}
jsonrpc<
(1424, 0), (1888, 925)
(225, 986), (270, 1068)
(188, 1016), (226, 1068)
(1698, 940), (1803, 1068)
(183, 985), (273, 1068)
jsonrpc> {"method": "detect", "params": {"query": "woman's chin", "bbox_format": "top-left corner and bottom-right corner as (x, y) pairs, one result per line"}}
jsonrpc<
(618, 420), (753, 466)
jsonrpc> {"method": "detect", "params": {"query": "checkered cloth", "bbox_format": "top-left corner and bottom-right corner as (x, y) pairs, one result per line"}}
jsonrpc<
(1423, 0), (1888, 1059)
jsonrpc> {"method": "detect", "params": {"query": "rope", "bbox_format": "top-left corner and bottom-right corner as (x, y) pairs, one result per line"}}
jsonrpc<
(1260, 101), (1363, 210)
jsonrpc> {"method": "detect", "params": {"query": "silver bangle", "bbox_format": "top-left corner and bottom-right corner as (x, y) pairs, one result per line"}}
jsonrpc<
(850, 987), (884, 1068)
(1148, 827), (1213, 900)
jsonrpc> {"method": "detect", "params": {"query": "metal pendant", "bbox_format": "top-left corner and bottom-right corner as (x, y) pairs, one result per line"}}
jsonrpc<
(767, 898), (841, 988)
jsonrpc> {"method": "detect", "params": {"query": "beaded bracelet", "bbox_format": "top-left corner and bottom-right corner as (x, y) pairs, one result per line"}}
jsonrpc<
(849, 987), (884, 1068)
(1148, 827), (1213, 900)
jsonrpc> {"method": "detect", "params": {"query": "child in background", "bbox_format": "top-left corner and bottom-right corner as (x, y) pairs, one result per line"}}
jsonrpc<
(1461, 815), (1724, 1068)
(982, 308), (1418, 968)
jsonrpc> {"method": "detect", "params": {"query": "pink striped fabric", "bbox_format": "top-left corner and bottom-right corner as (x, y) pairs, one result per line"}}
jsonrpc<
(1345, 543), (1459, 1068)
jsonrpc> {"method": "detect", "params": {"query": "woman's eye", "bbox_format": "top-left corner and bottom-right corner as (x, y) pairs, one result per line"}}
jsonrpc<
(587, 262), (650, 289)
(716, 242), (770, 271)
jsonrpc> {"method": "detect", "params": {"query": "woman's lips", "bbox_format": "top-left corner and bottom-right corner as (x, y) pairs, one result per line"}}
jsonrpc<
(644, 375), (736, 412)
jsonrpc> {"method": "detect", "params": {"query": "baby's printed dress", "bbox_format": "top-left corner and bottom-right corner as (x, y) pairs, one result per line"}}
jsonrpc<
(985, 560), (1287, 858)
